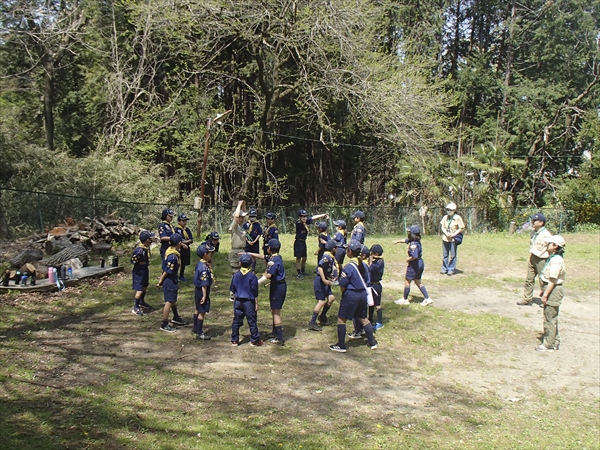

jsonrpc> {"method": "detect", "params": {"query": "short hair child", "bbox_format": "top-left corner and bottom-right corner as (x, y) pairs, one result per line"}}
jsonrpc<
(131, 230), (154, 316)
(294, 209), (329, 279)
(193, 243), (215, 340)
(316, 222), (329, 264)
(393, 225), (432, 306)
(350, 210), (366, 244)
(230, 253), (262, 346)
(204, 231), (221, 253)
(368, 244), (385, 329)
(308, 239), (340, 331)
(175, 213), (194, 282)
(158, 208), (175, 262)
(157, 233), (186, 332)
(243, 209), (263, 272)
(333, 220), (347, 265)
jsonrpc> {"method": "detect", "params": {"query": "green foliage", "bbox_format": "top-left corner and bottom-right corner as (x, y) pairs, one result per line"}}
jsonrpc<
(554, 159), (600, 224)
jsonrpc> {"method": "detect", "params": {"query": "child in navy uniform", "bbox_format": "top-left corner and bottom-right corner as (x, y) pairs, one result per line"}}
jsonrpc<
(330, 240), (377, 353)
(204, 231), (221, 253)
(158, 208), (175, 262)
(333, 220), (347, 265)
(308, 239), (340, 331)
(193, 243), (215, 340)
(131, 230), (154, 315)
(350, 210), (366, 244)
(369, 244), (385, 329)
(247, 239), (287, 345)
(294, 209), (329, 278)
(230, 253), (262, 346)
(157, 233), (186, 332)
(316, 222), (330, 264)
(175, 213), (194, 281)
(243, 209), (263, 271)
(348, 244), (371, 339)
(262, 212), (279, 256)
(394, 225), (432, 306)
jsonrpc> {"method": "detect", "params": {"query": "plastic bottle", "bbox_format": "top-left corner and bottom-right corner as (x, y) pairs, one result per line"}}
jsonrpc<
(67, 267), (73, 280)
(100, 258), (105, 268)
(48, 267), (55, 284)
(2, 271), (9, 287)
(20, 273), (28, 286)
(15, 271), (21, 285)
(30, 272), (36, 286)
(112, 255), (119, 267)
(60, 265), (67, 281)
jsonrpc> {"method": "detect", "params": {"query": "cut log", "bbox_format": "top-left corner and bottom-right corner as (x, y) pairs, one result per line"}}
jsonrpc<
(92, 242), (113, 252)
(9, 248), (44, 268)
(43, 244), (89, 267)
(45, 236), (73, 255)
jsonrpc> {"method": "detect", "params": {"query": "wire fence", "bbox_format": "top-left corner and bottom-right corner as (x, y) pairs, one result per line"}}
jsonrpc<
(0, 188), (577, 239)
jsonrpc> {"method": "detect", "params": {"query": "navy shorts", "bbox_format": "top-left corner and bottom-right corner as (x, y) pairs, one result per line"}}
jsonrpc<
(245, 242), (260, 254)
(163, 278), (179, 303)
(370, 282), (382, 307)
(406, 259), (424, 280)
(180, 248), (191, 266)
(132, 266), (149, 291)
(194, 287), (211, 313)
(294, 239), (307, 258)
(269, 282), (287, 310)
(313, 276), (332, 301)
(338, 290), (367, 320)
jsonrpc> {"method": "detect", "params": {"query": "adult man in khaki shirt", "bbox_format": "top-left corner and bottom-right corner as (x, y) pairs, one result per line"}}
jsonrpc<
(440, 202), (465, 276)
(517, 212), (553, 306)
(228, 200), (247, 301)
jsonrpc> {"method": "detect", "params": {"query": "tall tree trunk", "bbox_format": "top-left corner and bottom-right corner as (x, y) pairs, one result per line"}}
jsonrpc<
(499, 0), (516, 130)
(42, 57), (55, 151)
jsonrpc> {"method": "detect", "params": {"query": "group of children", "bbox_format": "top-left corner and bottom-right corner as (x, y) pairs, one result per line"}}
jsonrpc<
(129, 207), (433, 351)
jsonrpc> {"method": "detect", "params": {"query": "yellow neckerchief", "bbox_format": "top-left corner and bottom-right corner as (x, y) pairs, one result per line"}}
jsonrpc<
(175, 224), (191, 240)
(137, 242), (151, 258)
(200, 258), (214, 281)
(165, 246), (181, 261)
(346, 256), (360, 267)
(161, 220), (171, 228)
(371, 255), (383, 260)
(240, 267), (252, 275)
(269, 252), (280, 259)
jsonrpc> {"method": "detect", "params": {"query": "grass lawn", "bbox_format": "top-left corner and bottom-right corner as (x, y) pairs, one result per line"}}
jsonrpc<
(0, 231), (598, 449)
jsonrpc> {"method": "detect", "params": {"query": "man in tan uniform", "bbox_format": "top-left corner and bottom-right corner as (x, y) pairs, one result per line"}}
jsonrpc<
(228, 200), (247, 301)
(517, 212), (552, 306)
(440, 202), (465, 276)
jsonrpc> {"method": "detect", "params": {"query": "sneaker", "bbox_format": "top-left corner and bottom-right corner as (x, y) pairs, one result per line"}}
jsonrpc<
(269, 337), (284, 345)
(196, 333), (211, 340)
(329, 344), (347, 353)
(250, 340), (264, 347)
(171, 317), (187, 326)
(296, 273), (304, 279)
(160, 324), (177, 333)
(308, 322), (322, 332)
(139, 302), (153, 310)
(394, 298), (410, 305)
(420, 298), (433, 306)
(318, 315), (328, 325)
(231, 341), (239, 346)
(132, 308), (143, 316)
(373, 322), (384, 331)
(516, 300), (530, 306)
(179, 276), (188, 282)
(347, 331), (363, 340)
(368, 340), (378, 349)
(535, 344), (555, 352)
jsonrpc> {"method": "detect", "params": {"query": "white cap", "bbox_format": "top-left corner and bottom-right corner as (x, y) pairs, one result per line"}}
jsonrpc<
(446, 202), (457, 211)
(545, 235), (566, 247)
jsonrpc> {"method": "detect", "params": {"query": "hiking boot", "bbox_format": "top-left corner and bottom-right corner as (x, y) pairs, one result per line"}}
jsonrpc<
(329, 344), (347, 353)
(308, 322), (322, 332)
(160, 324), (177, 333)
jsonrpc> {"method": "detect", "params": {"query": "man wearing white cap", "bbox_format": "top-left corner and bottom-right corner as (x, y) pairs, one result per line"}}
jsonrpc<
(228, 200), (248, 301)
(536, 235), (566, 352)
(439, 202), (465, 276)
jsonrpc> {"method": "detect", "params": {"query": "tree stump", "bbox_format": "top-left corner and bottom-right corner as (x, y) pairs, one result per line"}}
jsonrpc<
(45, 236), (73, 255)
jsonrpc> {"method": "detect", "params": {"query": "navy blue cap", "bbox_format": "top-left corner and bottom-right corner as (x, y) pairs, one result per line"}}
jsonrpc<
(351, 210), (365, 219)
(178, 213), (189, 221)
(532, 212), (547, 223)
(239, 253), (253, 265)
(298, 209), (309, 216)
(196, 244), (208, 257)
(162, 208), (175, 217)
(325, 240), (337, 251)
(370, 244), (383, 255)
(333, 219), (346, 228)
(265, 212), (276, 220)
(360, 244), (370, 256)
(268, 239), (281, 250)
(169, 233), (183, 245)
(317, 222), (327, 230)
(347, 240), (362, 253)
(209, 231), (220, 240)
(248, 208), (258, 217)
(408, 224), (421, 235)
(140, 230), (154, 242)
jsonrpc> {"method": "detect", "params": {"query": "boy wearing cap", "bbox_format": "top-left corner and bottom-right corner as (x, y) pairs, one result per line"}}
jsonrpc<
(204, 231), (221, 253)
(262, 212), (279, 256)
(394, 225), (432, 306)
(294, 209), (329, 279)
(247, 239), (287, 344)
(158, 208), (175, 262)
(130, 230), (154, 315)
(440, 203), (465, 276)
(230, 253), (262, 346)
(157, 233), (186, 332)
(316, 222), (330, 264)
(243, 209), (263, 271)
(175, 214), (194, 282)
(193, 243), (214, 340)
(308, 239), (340, 331)
(536, 235), (566, 352)
(347, 244), (372, 339)
(330, 240), (378, 353)
(518, 212), (553, 306)
(350, 210), (366, 244)
(333, 220), (347, 265)
(368, 244), (385, 329)
(228, 200), (248, 300)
